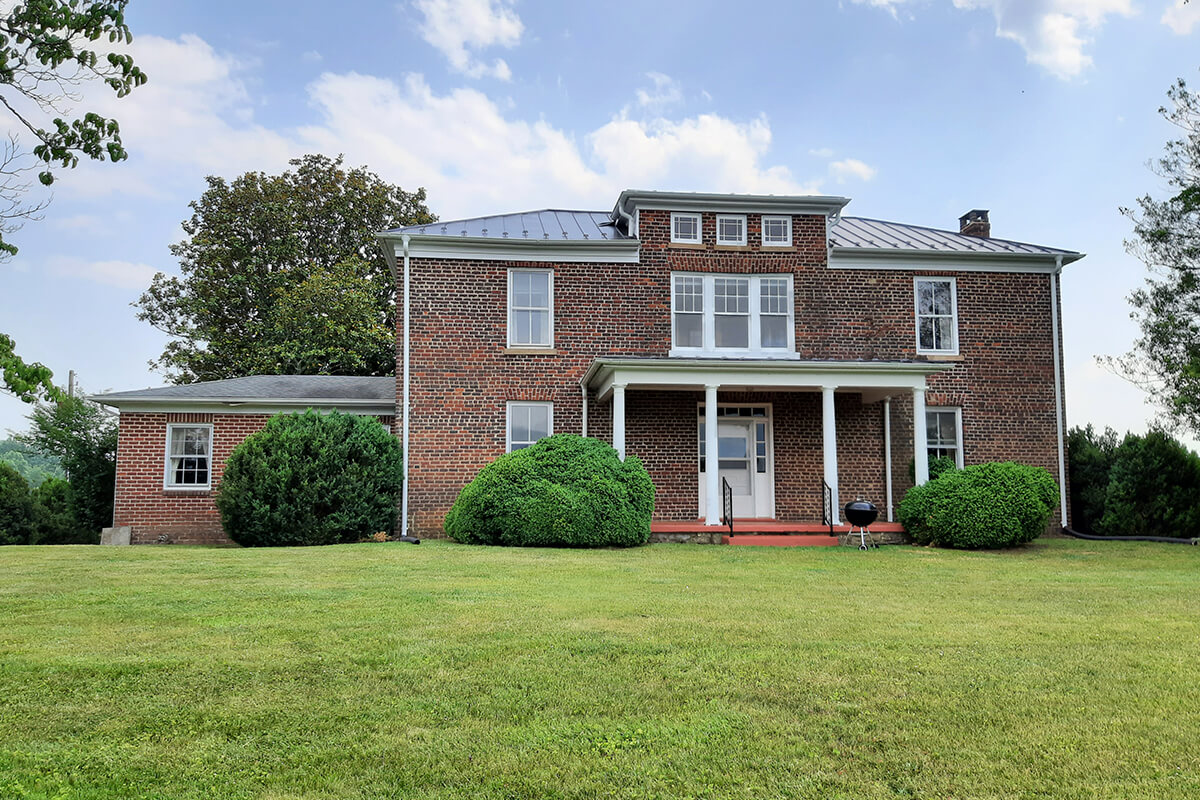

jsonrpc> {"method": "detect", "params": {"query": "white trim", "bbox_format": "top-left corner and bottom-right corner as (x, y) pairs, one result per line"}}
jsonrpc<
(388, 236), (641, 265)
(914, 276), (959, 356)
(670, 211), (701, 244)
(94, 400), (393, 415)
(617, 190), (850, 219)
(829, 250), (1074, 273)
(715, 214), (747, 246)
(883, 397), (893, 522)
(761, 215), (792, 247)
(506, 401), (553, 452)
(507, 268), (554, 348)
(163, 423), (213, 490)
(925, 406), (964, 469)
(669, 272), (796, 358)
(697, 401), (775, 520)
(821, 386), (840, 524)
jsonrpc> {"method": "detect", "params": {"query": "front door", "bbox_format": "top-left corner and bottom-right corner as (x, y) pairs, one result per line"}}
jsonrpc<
(698, 405), (774, 519)
(717, 421), (756, 518)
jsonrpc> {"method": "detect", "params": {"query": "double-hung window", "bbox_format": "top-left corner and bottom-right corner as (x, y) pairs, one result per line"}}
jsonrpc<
(671, 212), (701, 244)
(508, 269), (553, 348)
(926, 408), (963, 468)
(165, 424), (212, 489)
(915, 277), (958, 354)
(761, 215), (792, 247)
(671, 273), (794, 356)
(507, 402), (552, 452)
(716, 214), (747, 246)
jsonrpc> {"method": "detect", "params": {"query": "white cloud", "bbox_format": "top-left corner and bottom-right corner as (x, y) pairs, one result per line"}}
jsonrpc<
(809, 147), (835, 158)
(852, 0), (1135, 79)
(46, 256), (162, 289)
(635, 72), (683, 109)
(411, 0), (523, 80)
(302, 50), (323, 62)
(1161, 0), (1200, 34)
(829, 158), (878, 182)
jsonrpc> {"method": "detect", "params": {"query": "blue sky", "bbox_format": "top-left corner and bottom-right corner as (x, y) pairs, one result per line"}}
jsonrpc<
(2, 0), (1199, 442)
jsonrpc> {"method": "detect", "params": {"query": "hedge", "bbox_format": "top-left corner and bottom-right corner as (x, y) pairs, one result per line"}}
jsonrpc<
(444, 434), (654, 548)
(899, 461), (1058, 549)
(215, 410), (403, 547)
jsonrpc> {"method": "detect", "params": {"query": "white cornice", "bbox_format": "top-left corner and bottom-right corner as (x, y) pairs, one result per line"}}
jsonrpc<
(90, 396), (394, 416)
(617, 190), (850, 219)
(829, 246), (1084, 273)
(379, 233), (641, 264)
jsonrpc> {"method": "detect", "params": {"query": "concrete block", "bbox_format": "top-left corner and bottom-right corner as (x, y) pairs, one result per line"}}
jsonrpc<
(100, 526), (131, 546)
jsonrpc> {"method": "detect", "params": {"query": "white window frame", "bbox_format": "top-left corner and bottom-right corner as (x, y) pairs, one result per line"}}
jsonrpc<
(926, 407), (964, 469)
(761, 215), (792, 247)
(507, 268), (554, 348)
(506, 401), (553, 452)
(716, 214), (747, 246)
(914, 276), (959, 355)
(670, 272), (796, 358)
(670, 212), (701, 244)
(163, 423), (213, 490)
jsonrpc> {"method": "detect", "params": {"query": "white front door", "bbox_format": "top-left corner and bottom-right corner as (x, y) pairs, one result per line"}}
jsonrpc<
(698, 405), (774, 519)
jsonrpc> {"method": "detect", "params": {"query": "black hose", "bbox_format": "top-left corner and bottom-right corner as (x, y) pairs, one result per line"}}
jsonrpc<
(1062, 526), (1197, 545)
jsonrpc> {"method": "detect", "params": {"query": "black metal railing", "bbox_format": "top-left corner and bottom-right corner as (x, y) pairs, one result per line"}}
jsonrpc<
(721, 477), (734, 535)
(821, 480), (834, 535)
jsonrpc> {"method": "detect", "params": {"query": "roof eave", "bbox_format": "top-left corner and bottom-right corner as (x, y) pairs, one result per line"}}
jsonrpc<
(830, 246), (1085, 269)
(616, 189), (851, 218)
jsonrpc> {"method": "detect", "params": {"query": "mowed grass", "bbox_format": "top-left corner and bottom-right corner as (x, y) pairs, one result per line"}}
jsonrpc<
(0, 539), (1197, 800)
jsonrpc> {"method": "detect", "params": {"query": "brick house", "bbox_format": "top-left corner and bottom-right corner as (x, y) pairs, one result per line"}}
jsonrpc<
(95, 190), (1081, 545)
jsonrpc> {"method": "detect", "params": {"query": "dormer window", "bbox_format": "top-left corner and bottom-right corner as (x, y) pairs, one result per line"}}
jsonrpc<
(716, 214), (747, 246)
(671, 212), (701, 244)
(762, 215), (792, 247)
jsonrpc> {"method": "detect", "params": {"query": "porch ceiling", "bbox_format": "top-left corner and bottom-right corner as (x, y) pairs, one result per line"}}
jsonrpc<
(582, 357), (953, 401)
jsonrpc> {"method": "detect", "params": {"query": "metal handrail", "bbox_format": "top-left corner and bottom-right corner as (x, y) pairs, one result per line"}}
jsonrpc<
(720, 477), (734, 535)
(821, 480), (834, 535)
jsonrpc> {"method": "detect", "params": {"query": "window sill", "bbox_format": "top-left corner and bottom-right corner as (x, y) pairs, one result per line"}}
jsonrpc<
(714, 244), (750, 251)
(669, 242), (706, 249)
(669, 349), (801, 360)
(918, 353), (964, 362)
(761, 245), (797, 251)
(162, 488), (211, 496)
(504, 347), (559, 355)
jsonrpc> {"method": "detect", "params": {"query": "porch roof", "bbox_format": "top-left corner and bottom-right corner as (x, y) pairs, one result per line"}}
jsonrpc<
(581, 357), (953, 402)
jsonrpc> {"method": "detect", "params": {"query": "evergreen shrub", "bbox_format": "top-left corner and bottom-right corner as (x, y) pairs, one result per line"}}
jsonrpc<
(444, 434), (654, 548)
(215, 410), (403, 546)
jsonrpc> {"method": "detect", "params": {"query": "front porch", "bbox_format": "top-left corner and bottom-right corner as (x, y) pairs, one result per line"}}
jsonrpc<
(650, 518), (909, 546)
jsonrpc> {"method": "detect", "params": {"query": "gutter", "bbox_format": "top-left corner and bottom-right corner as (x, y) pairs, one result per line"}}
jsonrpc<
(1050, 256), (1068, 528)
(401, 234), (412, 541)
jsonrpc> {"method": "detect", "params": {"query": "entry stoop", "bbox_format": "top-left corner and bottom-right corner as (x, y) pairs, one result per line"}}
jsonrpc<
(650, 519), (907, 546)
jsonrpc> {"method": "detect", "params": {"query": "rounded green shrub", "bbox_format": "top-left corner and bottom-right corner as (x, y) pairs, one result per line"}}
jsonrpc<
(215, 410), (403, 547)
(899, 462), (1058, 549)
(444, 434), (654, 548)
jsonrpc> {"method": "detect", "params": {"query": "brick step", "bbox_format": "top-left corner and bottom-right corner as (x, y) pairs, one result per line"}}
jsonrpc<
(723, 534), (840, 547)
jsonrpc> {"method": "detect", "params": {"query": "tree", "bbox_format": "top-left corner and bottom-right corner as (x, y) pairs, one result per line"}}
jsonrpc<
(0, 437), (64, 485)
(1, 332), (60, 402)
(1065, 424), (1119, 534)
(17, 392), (116, 535)
(0, 460), (33, 545)
(0, 0), (147, 257)
(136, 154), (436, 383)
(1114, 75), (1200, 434)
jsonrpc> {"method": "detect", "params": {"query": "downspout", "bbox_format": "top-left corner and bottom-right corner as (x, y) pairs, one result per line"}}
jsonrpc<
(1050, 256), (1068, 527)
(613, 196), (635, 238)
(401, 234), (412, 540)
(581, 383), (588, 437)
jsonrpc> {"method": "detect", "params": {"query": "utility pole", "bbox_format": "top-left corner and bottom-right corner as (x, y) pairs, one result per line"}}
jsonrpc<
(68, 370), (76, 399)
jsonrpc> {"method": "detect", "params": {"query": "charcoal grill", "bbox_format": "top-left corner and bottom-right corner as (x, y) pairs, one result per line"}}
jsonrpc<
(844, 500), (879, 550)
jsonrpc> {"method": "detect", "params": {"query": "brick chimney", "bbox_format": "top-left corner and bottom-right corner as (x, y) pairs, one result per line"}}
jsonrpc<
(959, 209), (990, 238)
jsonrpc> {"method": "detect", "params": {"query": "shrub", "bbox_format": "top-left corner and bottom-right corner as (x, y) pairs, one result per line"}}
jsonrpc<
(1095, 431), (1200, 538)
(1066, 425), (1119, 534)
(899, 462), (1059, 549)
(0, 462), (34, 545)
(30, 478), (95, 545)
(444, 434), (654, 548)
(215, 410), (404, 547)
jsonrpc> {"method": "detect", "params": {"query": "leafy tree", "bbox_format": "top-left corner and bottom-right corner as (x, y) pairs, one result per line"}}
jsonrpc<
(136, 154), (435, 383)
(1095, 430), (1200, 538)
(17, 392), (116, 535)
(30, 476), (91, 544)
(0, 437), (63, 485)
(1113, 75), (1200, 434)
(1, 333), (61, 402)
(1066, 424), (1119, 534)
(0, 460), (33, 545)
(0, 0), (147, 257)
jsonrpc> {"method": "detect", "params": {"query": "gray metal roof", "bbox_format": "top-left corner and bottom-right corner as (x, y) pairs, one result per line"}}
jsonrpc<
(831, 217), (1082, 260)
(92, 375), (394, 404)
(387, 209), (629, 241)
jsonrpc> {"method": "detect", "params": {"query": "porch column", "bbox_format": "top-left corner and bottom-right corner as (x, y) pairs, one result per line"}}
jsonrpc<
(612, 383), (627, 460)
(883, 396), (894, 522)
(704, 384), (720, 525)
(913, 386), (929, 485)
(821, 385), (840, 525)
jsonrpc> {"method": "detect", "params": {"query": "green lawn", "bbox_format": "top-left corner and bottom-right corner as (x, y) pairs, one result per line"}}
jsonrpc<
(1, 539), (1197, 800)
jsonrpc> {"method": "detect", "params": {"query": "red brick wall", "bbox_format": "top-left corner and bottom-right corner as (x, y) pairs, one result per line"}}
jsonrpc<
(114, 412), (395, 545)
(401, 209), (1065, 534)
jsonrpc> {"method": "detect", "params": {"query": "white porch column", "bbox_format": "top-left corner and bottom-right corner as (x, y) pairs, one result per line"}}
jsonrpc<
(821, 385), (840, 525)
(883, 396), (894, 522)
(704, 384), (720, 525)
(913, 386), (929, 485)
(612, 383), (627, 460)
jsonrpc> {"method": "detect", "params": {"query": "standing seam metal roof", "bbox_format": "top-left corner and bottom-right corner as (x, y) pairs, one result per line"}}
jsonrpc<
(91, 375), (395, 403)
(830, 216), (1080, 258)
(387, 209), (628, 241)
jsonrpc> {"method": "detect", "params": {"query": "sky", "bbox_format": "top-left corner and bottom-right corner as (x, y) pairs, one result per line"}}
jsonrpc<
(1, 0), (1199, 443)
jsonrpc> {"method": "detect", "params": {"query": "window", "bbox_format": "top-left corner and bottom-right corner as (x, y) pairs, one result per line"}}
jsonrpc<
(926, 408), (963, 468)
(915, 277), (958, 354)
(165, 424), (212, 489)
(716, 214), (747, 246)
(761, 215), (792, 247)
(671, 273), (794, 356)
(507, 402), (552, 452)
(508, 269), (553, 347)
(671, 212), (701, 244)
